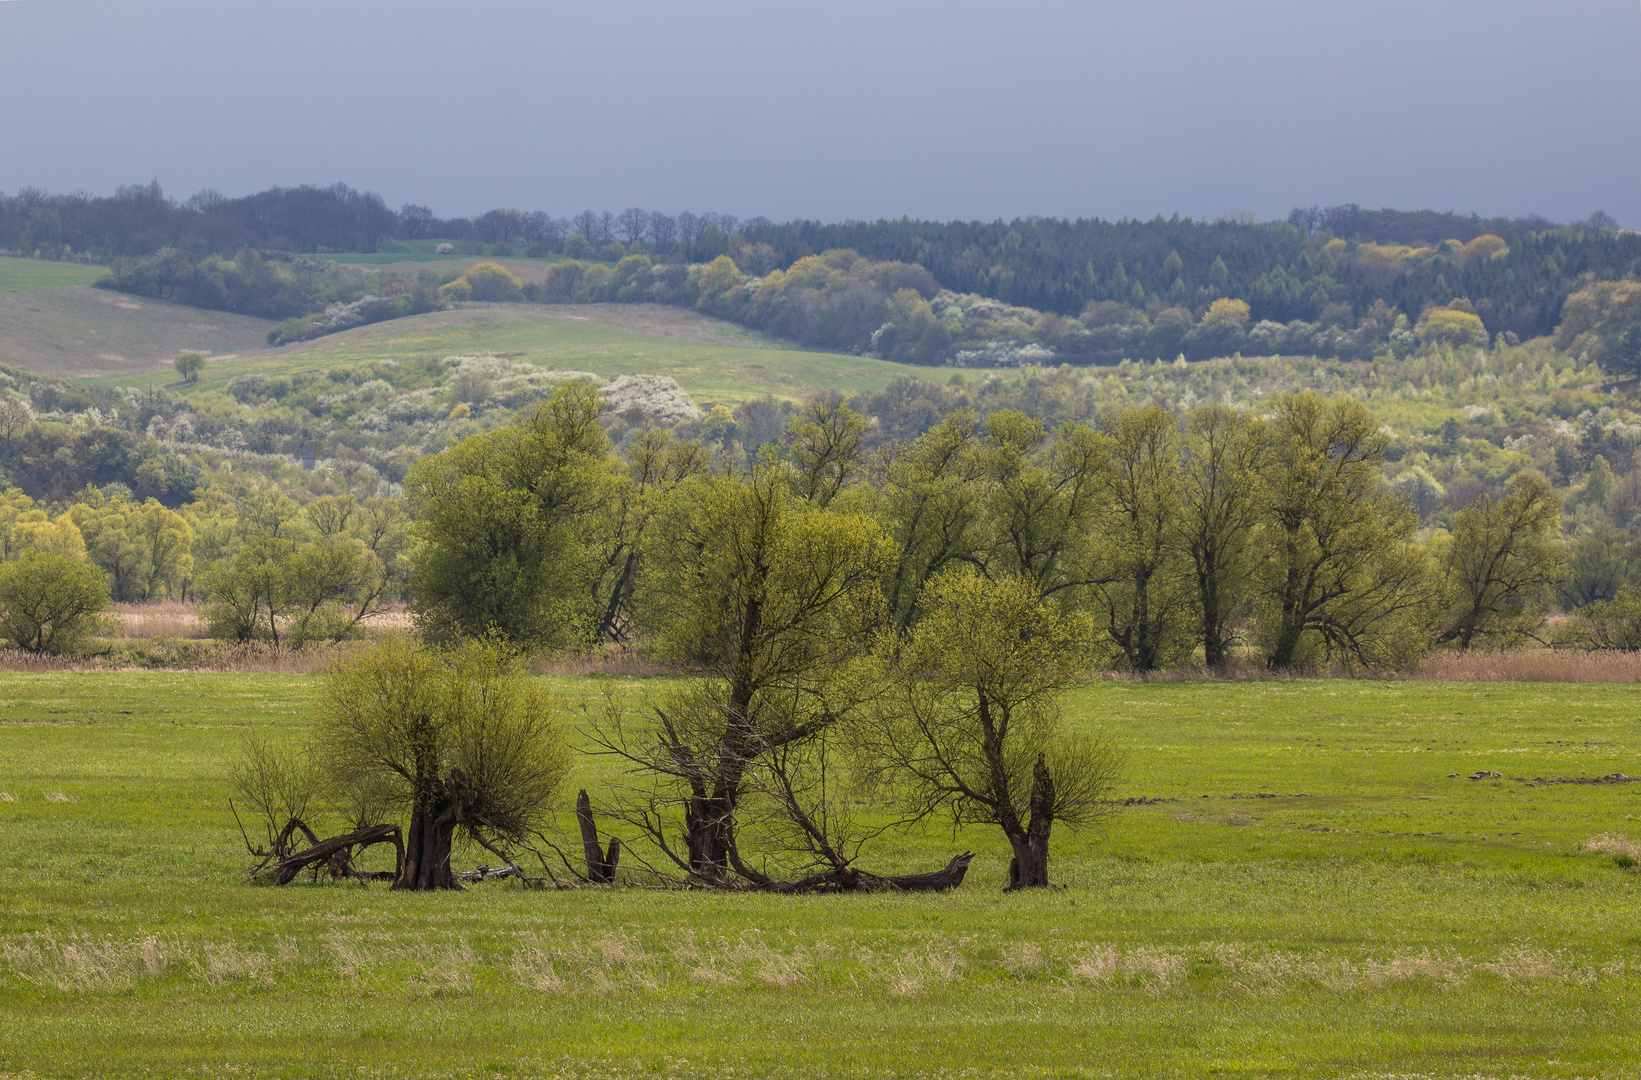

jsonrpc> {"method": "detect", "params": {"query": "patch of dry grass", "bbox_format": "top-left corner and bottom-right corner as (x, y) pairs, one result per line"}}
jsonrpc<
(0, 639), (373, 674)
(1092, 647), (1641, 684)
(530, 646), (670, 677)
(1406, 649), (1641, 683)
(107, 601), (207, 639)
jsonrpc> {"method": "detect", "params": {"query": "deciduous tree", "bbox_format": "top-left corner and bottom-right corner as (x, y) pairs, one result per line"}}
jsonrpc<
(1438, 472), (1564, 650)
(849, 572), (1117, 888)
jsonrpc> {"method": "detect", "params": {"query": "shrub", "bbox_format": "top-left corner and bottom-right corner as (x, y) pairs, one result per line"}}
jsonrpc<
(461, 262), (523, 302)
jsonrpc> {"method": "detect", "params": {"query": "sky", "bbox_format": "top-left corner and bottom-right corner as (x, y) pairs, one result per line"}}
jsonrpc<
(2, 0), (1639, 226)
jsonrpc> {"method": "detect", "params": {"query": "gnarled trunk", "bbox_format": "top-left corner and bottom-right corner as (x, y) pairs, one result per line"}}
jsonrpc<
(1005, 754), (1056, 889)
(395, 801), (459, 890)
(684, 791), (736, 882)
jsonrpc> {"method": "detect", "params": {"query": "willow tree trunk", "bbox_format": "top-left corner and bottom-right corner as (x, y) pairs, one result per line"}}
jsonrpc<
(395, 801), (459, 890)
(1005, 754), (1056, 889)
(684, 790), (737, 882)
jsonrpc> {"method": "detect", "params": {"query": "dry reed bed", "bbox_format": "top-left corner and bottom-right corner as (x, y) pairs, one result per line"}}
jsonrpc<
(1, 928), (1628, 999)
(1406, 649), (1641, 683)
(1096, 649), (1641, 684)
(107, 601), (207, 639)
(0, 641), (366, 674)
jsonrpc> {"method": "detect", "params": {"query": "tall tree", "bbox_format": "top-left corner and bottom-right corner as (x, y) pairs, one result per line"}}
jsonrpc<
(1438, 472), (1565, 650)
(614, 463), (891, 883)
(405, 383), (617, 647)
(872, 409), (990, 634)
(849, 571), (1118, 889)
(978, 411), (1106, 602)
(1174, 405), (1271, 667)
(1258, 393), (1432, 669)
(1087, 406), (1191, 671)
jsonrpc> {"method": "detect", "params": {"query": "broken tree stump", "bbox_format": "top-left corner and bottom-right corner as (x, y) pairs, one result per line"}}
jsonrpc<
(575, 789), (621, 883)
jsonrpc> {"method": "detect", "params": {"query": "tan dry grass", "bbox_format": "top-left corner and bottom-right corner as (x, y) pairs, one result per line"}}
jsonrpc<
(0, 932), (295, 995)
(4, 930), (1628, 999)
(1094, 647), (1641, 684)
(0, 639), (376, 674)
(1405, 649), (1641, 683)
(530, 646), (670, 677)
(108, 601), (207, 639)
(1586, 833), (1641, 865)
(882, 937), (968, 996)
(1071, 945), (1190, 992)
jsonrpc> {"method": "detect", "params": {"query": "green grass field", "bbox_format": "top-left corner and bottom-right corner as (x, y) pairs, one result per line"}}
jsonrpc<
(79, 306), (929, 406)
(0, 256), (107, 298)
(2, 673), (1639, 1079)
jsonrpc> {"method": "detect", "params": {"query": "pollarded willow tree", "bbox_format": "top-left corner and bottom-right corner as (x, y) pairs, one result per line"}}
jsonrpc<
(233, 637), (571, 890)
(599, 459), (895, 884)
(848, 571), (1120, 889)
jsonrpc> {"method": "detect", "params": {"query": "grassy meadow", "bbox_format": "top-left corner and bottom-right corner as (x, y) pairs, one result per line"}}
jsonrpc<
(0, 257), (107, 298)
(0, 256), (275, 380)
(78, 305), (930, 406)
(2, 672), (1639, 1079)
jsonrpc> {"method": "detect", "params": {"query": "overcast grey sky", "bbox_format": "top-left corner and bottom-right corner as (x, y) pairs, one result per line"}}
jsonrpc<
(2, 0), (1638, 226)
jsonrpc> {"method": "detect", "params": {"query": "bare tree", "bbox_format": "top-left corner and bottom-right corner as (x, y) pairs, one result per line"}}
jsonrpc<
(571, 210), (599, 245)
(647, 211), (678, 252)
(615, 207), (650, 247)
(676, 211), (702, 246)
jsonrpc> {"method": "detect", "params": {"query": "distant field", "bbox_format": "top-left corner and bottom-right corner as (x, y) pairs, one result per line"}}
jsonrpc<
(313, 253), (566, 271)
(1, 674), (1638, 1078)
(0, 256), (106, 297)
(0, 283), (276, 380)
(312, 240), (572, 270)
(79, 304), (936, 406)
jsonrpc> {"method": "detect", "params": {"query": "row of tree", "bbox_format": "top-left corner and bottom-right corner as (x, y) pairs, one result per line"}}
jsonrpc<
(1, 181), (398, 259)
(0, 485), (406, 651)
(407, 384), (1565, 673)
(226, 384), (1572, 896)
(14, 179), (1641, 345)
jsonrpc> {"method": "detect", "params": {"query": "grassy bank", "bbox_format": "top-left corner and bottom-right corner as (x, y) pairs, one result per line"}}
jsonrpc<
(1, 674), (1639, 1077)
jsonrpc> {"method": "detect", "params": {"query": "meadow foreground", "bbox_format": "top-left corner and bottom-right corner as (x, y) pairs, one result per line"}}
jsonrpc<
(0, 673), (1637, 1079)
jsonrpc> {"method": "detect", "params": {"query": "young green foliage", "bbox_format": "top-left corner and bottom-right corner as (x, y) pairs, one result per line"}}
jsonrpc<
(0, 549), (111, 653)
(406, 381), (617, 647)
(850, 571), (1118, 888)
(315, 636), (570, 890)
(1438, 470), (1565, 650)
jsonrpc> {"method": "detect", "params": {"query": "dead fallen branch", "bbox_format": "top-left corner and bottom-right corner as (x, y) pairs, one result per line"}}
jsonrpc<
(273, 823), (404, 885)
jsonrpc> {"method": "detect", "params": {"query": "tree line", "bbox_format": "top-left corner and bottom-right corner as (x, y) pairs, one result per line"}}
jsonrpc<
(12, 180), (1641, 348)
(220, 383), (1571, 895)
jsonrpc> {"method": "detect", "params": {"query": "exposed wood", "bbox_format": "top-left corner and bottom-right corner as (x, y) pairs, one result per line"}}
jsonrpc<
(758, 851), (974, 894)
(575, 789), (621, 883)
(273, 824), (403, 886)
